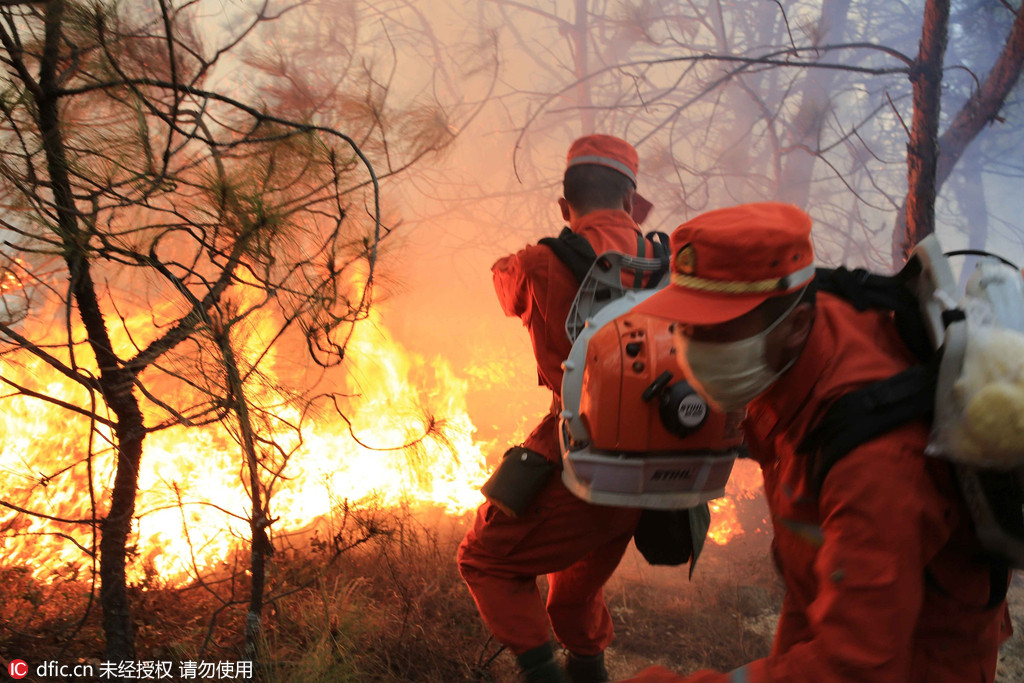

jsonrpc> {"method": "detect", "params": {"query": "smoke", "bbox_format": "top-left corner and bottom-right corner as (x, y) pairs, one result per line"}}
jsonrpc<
(366, 0), (1024, 377)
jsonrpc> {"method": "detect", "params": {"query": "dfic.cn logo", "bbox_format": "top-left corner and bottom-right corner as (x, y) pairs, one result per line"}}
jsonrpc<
(8, 659), (28, 679)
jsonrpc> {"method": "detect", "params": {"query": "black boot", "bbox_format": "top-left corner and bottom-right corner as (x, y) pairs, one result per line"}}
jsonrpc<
(565, 650), (609, 683)
(517, 643), (569, 683)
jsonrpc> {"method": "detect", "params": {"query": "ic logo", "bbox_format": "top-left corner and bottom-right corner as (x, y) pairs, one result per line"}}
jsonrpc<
(9, 659), (28, 679)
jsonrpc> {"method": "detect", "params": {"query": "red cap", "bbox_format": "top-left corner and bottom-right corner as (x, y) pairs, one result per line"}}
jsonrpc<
(635, 202), (816, 325)
(566, 134), (638, 186)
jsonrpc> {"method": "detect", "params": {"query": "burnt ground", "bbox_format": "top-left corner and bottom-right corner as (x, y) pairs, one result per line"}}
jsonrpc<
(2, 500), (1022, 682)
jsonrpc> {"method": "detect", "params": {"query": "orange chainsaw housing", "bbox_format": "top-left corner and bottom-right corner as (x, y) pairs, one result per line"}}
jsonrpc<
(558, 253), (743, 508)
(577, 310), (742, 455)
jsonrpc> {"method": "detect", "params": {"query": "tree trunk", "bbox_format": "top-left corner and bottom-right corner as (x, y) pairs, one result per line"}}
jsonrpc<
(36, 1), (145, 665)
(891, 2), (1023, 265)
(888, 2), (1024, 264)
(98, 398), (146, 665)
(934, 5), (1024, 189)
(214, 329), (271, 662)
(895, 0), (950, 266)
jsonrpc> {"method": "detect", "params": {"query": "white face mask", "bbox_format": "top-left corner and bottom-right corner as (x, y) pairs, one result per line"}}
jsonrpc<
(674, 294), (804, 412)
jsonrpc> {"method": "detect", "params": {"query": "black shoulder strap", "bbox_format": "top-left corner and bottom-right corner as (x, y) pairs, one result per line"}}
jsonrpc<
(813, 265), (907, 311)
(814, 262), (933, 361)
(645, 230), (671, 259)
(801, 262), (943, 494)
(633, 232), (645, 288)
(538, 227), (597, 284)
(644, 231), (671, 289)
(798, 364), (937, 497)
(539, 227), (672, 289)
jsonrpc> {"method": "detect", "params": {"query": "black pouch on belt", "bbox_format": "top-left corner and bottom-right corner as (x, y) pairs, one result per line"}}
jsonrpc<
(480, 446), (558, 518)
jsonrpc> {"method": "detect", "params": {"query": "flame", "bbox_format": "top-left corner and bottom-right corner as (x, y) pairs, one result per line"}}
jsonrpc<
(707, 459), (765, 545)
(0, 293), (492, 585)
(707, 497), (741, 545)
(1, 268), (767, 585)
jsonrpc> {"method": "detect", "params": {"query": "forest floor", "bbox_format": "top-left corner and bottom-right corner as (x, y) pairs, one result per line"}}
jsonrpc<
(2, 502), (1023, 682)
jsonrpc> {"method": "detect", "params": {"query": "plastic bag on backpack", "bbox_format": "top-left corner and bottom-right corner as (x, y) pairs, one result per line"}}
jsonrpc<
(931, 297), (1024, 469)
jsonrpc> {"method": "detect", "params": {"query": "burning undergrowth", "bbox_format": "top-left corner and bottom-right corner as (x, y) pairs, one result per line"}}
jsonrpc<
(0, 497), (779, 682)
(3, 495), (1022, 681)
(0, 298), (493, 588)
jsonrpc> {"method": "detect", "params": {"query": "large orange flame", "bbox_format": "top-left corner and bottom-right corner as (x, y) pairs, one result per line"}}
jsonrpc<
(0, 296), (491, 585)
(1, 283), (761, 584)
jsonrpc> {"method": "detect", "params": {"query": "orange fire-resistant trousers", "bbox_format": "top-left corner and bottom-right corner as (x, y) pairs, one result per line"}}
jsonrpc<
(458, 419), (641, 656)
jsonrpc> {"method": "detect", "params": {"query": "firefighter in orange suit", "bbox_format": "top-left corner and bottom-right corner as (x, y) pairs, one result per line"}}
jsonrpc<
(458, 135), (648, 683)
(620, 202), (1012, 683)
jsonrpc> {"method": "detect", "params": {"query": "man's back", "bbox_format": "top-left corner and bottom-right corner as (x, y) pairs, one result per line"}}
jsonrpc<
(459, 135), (647, 683)
(492, 209), (642, 396)
(744, 292), (1009, 681)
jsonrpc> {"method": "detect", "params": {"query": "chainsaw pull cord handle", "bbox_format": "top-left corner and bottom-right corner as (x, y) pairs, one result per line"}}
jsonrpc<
(642, 370), (674, 402)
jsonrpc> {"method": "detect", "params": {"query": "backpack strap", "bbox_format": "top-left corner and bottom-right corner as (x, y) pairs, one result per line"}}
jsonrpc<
(814, 263), (934, 361)
(798, 364), (936, 498)
(538, 227), (597, 284)
(987, 562), (1011, 607)
(923, 547), (1012, 609)
(539, 227), (668, 287)
(644, 231), (671, 289)
(800, 265), (938, 495)
(962, 466), (1020, 607)
(645, 230), (670, 258)
(799, 267), (931, 493)
(633, 232), (646, 288)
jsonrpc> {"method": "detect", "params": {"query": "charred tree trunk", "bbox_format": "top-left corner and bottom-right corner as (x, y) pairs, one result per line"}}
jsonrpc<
(935, 6), (1024, 192)
(213, 327), (272, 662)
(35, 1), (145, 664)
(96, 391), (146, 665)
(895, 0), (950, 266)
(892, 2), (1023, 264)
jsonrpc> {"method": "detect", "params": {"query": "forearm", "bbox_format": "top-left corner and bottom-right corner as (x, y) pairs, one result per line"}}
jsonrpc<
(492, 252), (529, 318)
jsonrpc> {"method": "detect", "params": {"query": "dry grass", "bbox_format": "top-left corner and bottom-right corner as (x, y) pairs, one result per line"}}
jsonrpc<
(2, 503), (1023, 682)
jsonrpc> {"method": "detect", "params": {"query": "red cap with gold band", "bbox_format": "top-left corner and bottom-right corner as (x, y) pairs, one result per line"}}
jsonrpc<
(634, 202), (816, 325)
(566, 134), (639, 187)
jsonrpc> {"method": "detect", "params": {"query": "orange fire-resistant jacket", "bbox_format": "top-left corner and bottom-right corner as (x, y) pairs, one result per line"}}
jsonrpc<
(491, 208), (645, 461)
(457, 209), (645, 657)
(623, 291), (1012, 683)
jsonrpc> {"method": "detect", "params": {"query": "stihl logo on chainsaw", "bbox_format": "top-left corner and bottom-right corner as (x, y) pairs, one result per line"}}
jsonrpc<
(650, 469), (695, 481)
(679, 403), (705, 418)
(677, 398), (707, 423)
